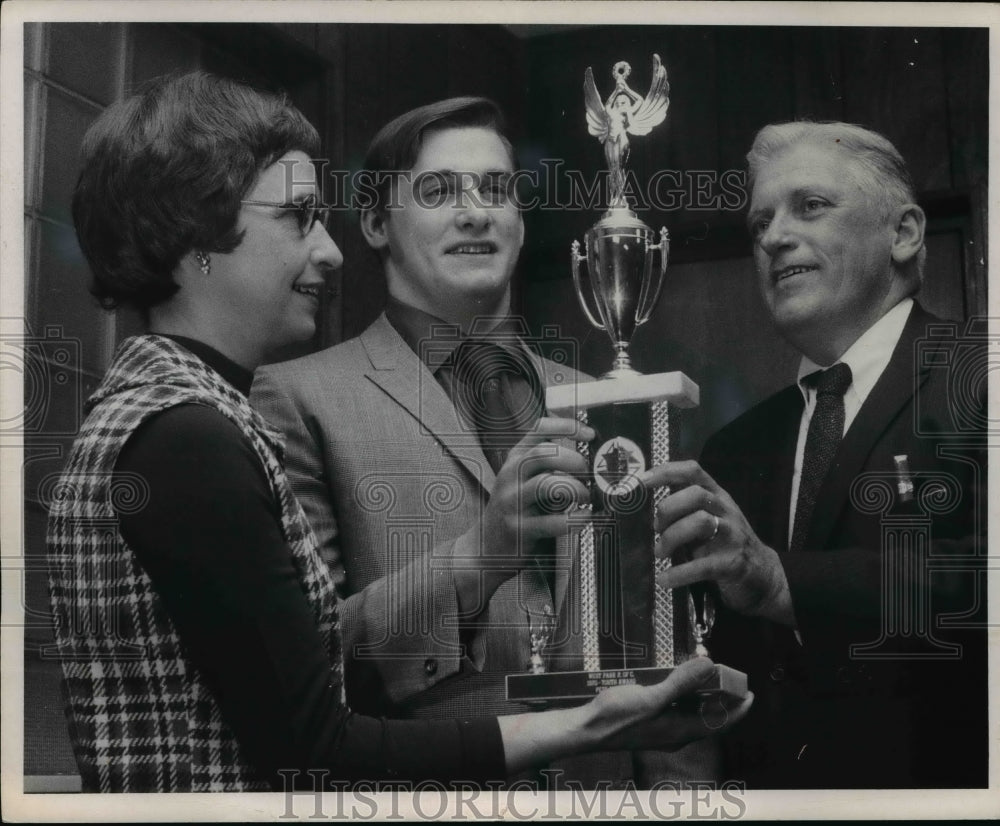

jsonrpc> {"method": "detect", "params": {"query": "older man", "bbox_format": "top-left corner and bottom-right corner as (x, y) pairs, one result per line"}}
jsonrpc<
(644, 122), (987, 789)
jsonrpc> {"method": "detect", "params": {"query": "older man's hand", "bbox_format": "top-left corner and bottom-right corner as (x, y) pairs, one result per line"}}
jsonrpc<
(639, 460), (795, 627)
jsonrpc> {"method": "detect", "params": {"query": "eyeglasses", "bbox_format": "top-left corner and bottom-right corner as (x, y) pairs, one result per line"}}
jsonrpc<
(240, 194), (331, 236)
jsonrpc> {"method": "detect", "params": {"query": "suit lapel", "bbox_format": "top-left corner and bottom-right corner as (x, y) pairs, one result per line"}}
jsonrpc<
(360, 315), (496, 492)
(362, 322), (580, 611)
(767, 388), (805, 553)
(804, 303), (933, 552)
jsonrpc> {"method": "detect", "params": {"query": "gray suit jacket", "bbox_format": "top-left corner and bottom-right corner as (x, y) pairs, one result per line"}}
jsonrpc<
(252, 314), (587, 719)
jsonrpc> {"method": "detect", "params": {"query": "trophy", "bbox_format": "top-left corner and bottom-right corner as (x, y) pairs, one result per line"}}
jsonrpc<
(507, 55), (746, 705)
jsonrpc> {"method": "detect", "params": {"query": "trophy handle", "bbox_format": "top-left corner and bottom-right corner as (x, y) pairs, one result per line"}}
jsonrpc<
(571, 239), (606, 330)
(636, 227), (670, 326)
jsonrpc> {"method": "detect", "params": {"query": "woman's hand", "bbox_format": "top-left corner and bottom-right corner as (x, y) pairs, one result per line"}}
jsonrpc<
(577, 657), (752, 753)
(498, 658), (752, 773)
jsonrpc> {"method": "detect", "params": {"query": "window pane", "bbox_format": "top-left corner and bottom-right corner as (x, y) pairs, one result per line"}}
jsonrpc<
(24, 23), (44, 70)
(39, 85), (100, 225)
(24, 75), (41, 209)
(46, 23), (122, 105)
(35, 219), (107, 377)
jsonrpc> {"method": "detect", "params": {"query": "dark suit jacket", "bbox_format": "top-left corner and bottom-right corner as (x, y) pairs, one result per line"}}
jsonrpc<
(701, 303), (988, 789)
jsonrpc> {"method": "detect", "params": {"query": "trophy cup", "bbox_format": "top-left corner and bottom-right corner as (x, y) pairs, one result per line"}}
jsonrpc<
(506, 55), (746, 705)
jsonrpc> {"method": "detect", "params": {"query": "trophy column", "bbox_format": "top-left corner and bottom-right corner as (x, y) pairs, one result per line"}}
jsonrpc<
(506, 374), (747, 703)
(561, 374), (698, 674)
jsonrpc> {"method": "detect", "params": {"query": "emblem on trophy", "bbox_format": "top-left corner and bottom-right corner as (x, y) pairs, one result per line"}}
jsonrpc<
(593, 436), (645, 497)
(507, 54), (746, 706)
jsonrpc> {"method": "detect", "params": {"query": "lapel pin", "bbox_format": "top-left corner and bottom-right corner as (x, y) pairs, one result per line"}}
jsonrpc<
(893, 454), (915, 502)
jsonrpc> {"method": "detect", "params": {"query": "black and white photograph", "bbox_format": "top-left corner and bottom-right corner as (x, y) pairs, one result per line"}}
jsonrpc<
(2, 1), (995, 820)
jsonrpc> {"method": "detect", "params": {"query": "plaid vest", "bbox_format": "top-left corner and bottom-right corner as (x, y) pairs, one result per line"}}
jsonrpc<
(46, 335), (343, 792)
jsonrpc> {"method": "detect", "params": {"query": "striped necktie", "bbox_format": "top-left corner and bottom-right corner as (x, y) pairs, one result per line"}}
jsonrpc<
(790, 362), (853, 553)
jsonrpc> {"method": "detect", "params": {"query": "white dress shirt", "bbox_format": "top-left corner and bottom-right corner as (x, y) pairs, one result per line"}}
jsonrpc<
(787, 298), (914, 545)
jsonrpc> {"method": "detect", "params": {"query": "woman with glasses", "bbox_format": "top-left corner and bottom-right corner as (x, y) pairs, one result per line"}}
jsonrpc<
(47, 71), (750, 793)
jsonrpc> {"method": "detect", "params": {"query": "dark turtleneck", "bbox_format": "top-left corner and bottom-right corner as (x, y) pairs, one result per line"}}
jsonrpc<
(113, 334), (504, 788)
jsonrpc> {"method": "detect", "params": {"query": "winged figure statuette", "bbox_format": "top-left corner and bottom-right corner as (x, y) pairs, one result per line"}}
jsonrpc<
(584, 55), (670, 207)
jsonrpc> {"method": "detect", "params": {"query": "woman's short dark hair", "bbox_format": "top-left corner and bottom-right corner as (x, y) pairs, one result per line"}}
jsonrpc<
(360, 96), (516, 214)
(72, 71), (320, 311)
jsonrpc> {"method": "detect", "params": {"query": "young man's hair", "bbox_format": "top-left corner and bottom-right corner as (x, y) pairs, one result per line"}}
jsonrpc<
(360, 96), (516, 215)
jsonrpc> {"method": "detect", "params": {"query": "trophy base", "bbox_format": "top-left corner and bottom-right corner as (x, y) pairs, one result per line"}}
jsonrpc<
(546, 370), (699, 414)
(506, 664), (747, 707)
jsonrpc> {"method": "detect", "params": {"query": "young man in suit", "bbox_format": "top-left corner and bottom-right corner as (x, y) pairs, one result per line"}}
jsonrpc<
(252, 98), (703, 786)
(643, 122), (988, 788)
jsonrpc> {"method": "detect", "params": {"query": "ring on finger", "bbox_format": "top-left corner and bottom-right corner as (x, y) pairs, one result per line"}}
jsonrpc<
(708, 513), (720, 542)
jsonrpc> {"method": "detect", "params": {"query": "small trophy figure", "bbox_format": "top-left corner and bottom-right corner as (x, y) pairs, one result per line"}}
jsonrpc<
(584, 55), (670, 207)
(527, 605), (556, 675)
(688, 587), (716, 658)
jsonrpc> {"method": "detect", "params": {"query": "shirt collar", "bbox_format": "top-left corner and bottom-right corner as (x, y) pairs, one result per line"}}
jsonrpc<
(162, 334), (254, 396)
(384, 296), (528, 373)
(796, 297), (913, 404)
